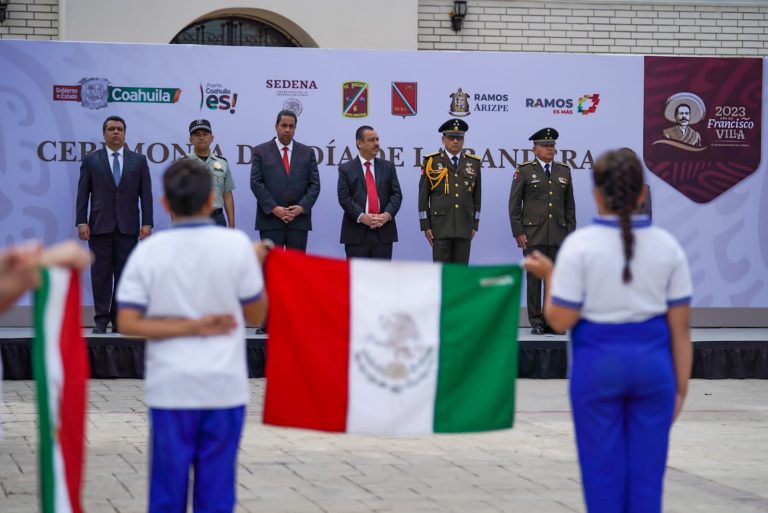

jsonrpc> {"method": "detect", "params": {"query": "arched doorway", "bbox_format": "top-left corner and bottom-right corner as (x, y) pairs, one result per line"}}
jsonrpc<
(171, 15), (301, 47)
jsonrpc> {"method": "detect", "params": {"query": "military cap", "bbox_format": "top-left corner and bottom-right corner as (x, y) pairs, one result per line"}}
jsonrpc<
(189, 119), (212, 134)
(529, 127), (559, 145)
(439, 118), (469, 136)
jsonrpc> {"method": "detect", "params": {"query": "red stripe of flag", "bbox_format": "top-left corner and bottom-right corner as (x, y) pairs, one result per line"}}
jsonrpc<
(59, 270), (88, 513)
(263, 250), (350, 431)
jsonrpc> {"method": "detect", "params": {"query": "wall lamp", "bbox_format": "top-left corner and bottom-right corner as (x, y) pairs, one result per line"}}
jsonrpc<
(0, 0), (9, 23)
(450, 1), (468, 32)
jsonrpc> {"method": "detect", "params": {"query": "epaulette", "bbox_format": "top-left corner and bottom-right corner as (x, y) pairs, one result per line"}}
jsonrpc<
(423, 151), (440, 159)
(465, 153), (481, 161)
(214, 154), (228, 161)
(518, 159), (536, 166)
(554, 161), (570, 169)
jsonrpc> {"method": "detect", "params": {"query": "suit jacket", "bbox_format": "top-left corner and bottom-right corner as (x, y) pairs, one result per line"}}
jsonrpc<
(337, 157), (402, 244)
(76, 147), (153, 236)
(250, 138), (321, 231)
(508, 160), (575, 247)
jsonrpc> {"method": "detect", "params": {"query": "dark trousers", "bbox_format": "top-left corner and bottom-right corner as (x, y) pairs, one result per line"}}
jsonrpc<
(260, 228), (308, 252)
(524, 245), (559, 328)
(211, 208), (226, 227)
(344, 229), (393, 260)
(89, 230), (138, 328)
(432, 238), (471, 264)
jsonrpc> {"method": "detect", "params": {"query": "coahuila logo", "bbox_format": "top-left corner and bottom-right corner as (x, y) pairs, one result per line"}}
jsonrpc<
(525, 93), (600, 115)
(52, 78), (182, 110)
(200, 83), (238, 114)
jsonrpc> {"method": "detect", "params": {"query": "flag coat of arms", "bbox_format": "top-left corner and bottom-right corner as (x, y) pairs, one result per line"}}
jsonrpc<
(391, 82), (417, 117)
(342, 81), (369, 118)
(263, 250), (522, 435)
(33, 267), (89, 513)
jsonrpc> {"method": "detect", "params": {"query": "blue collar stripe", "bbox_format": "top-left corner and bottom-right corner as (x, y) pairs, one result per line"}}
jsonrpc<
(593, 215), (652, 228)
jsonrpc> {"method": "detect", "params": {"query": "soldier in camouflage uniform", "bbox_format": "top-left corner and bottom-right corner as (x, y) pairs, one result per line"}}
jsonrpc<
(509, 128), (576, 334)
(418, 119), (482, 263)
(187, 119), (235, 227)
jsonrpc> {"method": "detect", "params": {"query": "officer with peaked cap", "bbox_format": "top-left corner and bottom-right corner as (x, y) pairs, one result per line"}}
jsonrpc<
(186, 119), (236, 227)
(418, 118), (482, 263)
(509, 127), (576, 334)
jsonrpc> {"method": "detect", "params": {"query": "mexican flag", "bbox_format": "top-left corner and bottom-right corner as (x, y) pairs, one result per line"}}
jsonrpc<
(33, 267), (89, 513)
(263, 250), (522, 435)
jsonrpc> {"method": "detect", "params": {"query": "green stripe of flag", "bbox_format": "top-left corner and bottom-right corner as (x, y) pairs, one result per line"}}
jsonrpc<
(434, 264), (522, 433)
(32, 268), (56, 513)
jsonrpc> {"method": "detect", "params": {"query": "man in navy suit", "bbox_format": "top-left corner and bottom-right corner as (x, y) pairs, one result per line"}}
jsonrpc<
(76, 115), (153, 333)
(250, 110), (321, 251)
(337, 126), (402, 259)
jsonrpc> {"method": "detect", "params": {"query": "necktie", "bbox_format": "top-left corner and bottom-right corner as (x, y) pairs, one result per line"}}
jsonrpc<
(452, 156), (459, 168)
(112, 152), (121, 185)
(282, 146), (290, 175)
(364, 161), (379, 214)
(544, 163), (551, 178)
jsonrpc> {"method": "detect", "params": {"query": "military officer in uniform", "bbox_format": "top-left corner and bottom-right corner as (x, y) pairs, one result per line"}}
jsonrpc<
(509, 128), (576, 334)
(187, 119), (236, 227)
(419, 118), (482, 263)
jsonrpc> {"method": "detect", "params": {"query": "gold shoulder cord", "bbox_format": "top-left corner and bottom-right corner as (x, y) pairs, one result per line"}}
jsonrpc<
(424, 157), (449, 194)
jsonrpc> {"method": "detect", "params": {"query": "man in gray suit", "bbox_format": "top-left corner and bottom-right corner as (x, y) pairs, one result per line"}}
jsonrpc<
(250, 110), (321, 251)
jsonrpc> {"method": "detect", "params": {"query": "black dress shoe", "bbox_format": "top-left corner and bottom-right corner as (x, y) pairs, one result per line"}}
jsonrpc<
(92, 326), (107, 334)
(530, 325), (544, 335)
(543, 325), (566, 335)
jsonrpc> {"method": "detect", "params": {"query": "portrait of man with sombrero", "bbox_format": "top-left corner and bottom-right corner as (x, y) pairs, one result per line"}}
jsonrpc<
(661, 92), (706, 148)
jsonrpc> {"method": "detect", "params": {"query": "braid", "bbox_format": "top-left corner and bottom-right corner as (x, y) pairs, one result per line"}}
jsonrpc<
(614, 164), (635, 283)
(593, 148), (645, 284)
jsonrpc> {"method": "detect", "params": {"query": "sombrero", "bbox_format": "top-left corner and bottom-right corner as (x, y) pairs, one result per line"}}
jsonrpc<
(664, 92), (706, 124)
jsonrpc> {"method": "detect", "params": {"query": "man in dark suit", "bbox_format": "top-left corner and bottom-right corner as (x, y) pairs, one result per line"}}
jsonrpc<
(76, 115), (153, 333)
(337, 126), (402, 259)
(250, 110), (321, 251)
(509, 127), (576, 335)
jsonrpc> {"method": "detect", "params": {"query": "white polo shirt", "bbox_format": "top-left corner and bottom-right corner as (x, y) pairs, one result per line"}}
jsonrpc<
(551, 216), (692, 324)
(116, 220), (263, 409)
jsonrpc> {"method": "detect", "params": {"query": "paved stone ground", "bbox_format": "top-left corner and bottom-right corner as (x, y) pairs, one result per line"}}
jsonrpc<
(1, 379), (767, 513)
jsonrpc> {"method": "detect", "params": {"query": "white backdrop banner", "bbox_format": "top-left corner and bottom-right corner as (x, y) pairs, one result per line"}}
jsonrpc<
(0, 41), (766, 307)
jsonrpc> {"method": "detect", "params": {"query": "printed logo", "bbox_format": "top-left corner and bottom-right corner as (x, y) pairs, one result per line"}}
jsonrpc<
(53, 78), (181, 109)
(391, 82), (417, 117)
(354, 312), (434, 393)
(282, 98), (303, 117)
(643, 57), (762, 203)
(525, 93), (600, 115)
(265, 79), (318, 97)
(577, 94), (600, 115)
(342, 81), (368, 118)
(200, 83), (238, 114)
(449, 87), (510, 114)
(449, 87), (471, 116)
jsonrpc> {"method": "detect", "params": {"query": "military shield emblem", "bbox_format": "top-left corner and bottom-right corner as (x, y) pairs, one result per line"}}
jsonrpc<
(391, 82), (417, 117)
(342, 81), (369, 118)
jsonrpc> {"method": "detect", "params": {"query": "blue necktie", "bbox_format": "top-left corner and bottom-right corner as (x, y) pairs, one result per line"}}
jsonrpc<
(544, 163), (551, 178)
(112, 152), (121, 185)
(452, 156), (458, 168)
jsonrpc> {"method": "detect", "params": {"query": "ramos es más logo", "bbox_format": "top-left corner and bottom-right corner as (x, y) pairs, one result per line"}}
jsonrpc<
(526, 94), (600, 115)
(53, 77), (182, 109)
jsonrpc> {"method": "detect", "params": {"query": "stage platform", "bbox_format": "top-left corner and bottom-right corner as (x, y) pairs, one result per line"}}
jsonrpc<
(1, 328), (767, 380)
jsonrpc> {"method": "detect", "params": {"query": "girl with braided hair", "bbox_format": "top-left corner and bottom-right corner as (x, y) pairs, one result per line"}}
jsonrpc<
(525, 149), (693, 513)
